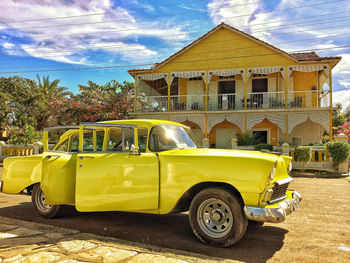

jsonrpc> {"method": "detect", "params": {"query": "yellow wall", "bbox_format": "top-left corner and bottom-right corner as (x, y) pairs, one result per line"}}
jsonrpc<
(293, 71), (317, 91)
(153, 27), (295, 73)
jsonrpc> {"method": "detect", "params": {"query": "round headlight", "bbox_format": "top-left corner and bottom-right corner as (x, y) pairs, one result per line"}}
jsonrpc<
(269, 167), (276, 181)
(288, 162), (293, 173)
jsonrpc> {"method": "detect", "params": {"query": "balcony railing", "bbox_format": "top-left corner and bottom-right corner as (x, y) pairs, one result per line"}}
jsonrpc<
(169, 95), (205, 111)
(136, 95), (168, 112)
(135, 90), (331, 112)
(247, 92), (286, 110)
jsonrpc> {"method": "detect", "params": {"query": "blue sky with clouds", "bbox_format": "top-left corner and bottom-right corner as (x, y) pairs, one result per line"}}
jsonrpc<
(0, 0), (349, 107)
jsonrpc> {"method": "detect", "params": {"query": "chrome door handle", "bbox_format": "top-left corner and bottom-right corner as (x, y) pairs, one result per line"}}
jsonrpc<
(46, 155), (60, 159)
(78, 156), (94, 160)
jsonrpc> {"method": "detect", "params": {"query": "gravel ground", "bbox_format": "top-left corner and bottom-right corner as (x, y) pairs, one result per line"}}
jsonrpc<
(1, 166), (350, 262)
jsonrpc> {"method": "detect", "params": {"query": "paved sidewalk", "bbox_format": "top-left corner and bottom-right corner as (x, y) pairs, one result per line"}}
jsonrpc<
(0, 216), (231, 263)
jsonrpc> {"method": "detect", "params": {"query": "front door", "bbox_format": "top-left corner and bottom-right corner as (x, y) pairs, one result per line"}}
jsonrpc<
(75, 125), (159, 212)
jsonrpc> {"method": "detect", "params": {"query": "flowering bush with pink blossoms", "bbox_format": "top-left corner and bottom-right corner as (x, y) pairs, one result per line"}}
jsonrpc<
(337, 121), (350, 137)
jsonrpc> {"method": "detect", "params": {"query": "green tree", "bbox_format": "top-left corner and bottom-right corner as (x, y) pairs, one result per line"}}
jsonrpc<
(332, 103), (346, 130)
(67, 80), (133, 123)
(0, 76), (38, 130)
(34, 75), (72, 130)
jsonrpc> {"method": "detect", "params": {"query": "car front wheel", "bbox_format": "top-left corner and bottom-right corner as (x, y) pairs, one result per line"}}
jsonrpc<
(31, 183), (61, 219)
(189, 187), (247, 247)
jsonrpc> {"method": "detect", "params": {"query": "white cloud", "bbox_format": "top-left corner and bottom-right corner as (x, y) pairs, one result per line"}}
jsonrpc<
(207, 0), (350, 53)
(0, 0), (187, 64)
(333, 54), (350, 75)
(333, 89), (350, 108)
(2, 42), (14, 49)
(339, 80), (350, 88)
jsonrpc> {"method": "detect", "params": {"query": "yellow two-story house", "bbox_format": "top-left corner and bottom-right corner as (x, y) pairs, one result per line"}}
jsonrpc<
(128, 23), (341, 148)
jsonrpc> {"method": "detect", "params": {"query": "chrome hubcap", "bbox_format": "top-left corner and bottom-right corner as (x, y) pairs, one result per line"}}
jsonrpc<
(35, 187), (52, 212)
(197, 198), (233, 238)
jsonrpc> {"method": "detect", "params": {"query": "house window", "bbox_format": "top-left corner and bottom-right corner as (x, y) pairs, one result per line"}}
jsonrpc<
(252, 130), (268, 144)
(219, 75), (235, 79)
(251, 78), (268, 108)
(218, 81), (235, 110)
(252, 78), (268, 93)
(252, 74), (267, 78)
(189, 77), (202, 81)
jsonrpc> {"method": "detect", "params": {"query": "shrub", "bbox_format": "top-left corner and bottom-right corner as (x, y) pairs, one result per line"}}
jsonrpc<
(8, 125), (42, 145)
(254, 143), (273, 151)
(237, 133), (260, 146)
(294, 146), (312, 164)
(326, 142), (350, 166)
(322, 135), (330, 144)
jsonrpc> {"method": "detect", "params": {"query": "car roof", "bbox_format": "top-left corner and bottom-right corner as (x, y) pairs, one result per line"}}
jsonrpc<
(57, 119), (188, 141)
(99, 119), (187, 129)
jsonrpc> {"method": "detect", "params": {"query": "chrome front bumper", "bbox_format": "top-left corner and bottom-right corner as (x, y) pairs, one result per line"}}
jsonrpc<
(244, 191), (302, 223)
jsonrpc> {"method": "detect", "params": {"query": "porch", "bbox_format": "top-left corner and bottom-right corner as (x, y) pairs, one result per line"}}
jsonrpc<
(134, 65), (332, 113)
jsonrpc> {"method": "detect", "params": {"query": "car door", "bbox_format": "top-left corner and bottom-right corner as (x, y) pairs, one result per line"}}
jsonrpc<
(75, 123), (159, 212)
(41, 127), (78, 205)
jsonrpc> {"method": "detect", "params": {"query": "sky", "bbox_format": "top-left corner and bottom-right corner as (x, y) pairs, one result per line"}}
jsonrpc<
(0, 0), (349, 108)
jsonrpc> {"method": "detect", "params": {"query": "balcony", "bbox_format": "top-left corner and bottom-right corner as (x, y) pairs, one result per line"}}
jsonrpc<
(135, 90), (330, 113)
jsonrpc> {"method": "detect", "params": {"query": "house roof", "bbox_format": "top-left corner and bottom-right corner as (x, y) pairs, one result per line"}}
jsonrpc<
(128, 23), (342, 74)
(290, 51), (341, 62)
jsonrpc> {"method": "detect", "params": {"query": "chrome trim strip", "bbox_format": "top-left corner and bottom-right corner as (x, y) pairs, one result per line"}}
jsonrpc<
(80, 122), (137, 128)
(267, 195), (287, 204)
(244, 191), (302, 223)
(275, 177), (293, 186)
(44, 126), (96, 131)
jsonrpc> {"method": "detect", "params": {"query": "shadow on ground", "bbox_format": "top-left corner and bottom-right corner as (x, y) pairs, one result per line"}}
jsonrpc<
(0, 200), (288, 262)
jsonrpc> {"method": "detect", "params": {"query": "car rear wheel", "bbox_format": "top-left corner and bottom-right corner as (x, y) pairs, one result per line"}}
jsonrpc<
(31, 184), (61, 219)
(189, 187), (247, 247)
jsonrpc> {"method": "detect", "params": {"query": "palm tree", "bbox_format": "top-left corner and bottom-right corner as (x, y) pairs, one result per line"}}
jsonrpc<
(35, 75), (72, 130)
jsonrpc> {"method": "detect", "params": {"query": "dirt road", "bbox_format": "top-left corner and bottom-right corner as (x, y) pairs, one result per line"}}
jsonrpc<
(1, 167), (349, 262)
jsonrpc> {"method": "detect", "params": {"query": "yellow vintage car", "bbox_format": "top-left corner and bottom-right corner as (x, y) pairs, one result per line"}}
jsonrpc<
(0, 119), (301, 247)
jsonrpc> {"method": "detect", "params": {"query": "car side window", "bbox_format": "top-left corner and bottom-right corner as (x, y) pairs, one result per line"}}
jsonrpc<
(107, 127), (134, 152)
(70, 134), (79, 152)
(70, 130), (104, 152)
(138, 128), (148, 153)
(82, 130), (104, 152)
(56, 139), (68, 152)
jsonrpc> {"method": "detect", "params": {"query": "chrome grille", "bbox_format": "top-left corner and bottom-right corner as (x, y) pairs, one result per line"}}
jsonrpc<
(269, 182), (290, 203)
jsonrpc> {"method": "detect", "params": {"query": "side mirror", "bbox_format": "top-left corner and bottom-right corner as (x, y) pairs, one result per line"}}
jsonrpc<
(130, 144), (141, 156)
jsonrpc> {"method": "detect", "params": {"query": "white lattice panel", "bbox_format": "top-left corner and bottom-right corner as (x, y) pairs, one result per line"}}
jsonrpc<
(226, 115), (244, 133)
(207, 115), (226, 131)
(246, 114), (266, 131)
(287, 113), (308, 132)
(309, 112), (330, 133)
(247, 66), (285, 79)
(287, 64), (329, 78)
(266, 114), (286, 133)
(169, 115), (205, 132)
(137, 73), (168, 85)
(170, 71), (206, 84)
(208, 69), (244, 83)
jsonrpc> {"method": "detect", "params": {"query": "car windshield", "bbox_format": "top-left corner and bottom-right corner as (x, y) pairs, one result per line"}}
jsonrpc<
(149, 125), (199, 152)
